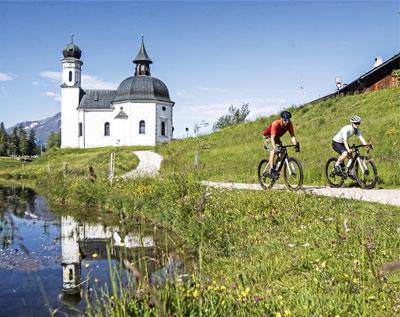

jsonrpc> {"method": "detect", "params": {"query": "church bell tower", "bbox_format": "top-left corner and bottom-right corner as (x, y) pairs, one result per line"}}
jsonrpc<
(61, 35), (83, 148)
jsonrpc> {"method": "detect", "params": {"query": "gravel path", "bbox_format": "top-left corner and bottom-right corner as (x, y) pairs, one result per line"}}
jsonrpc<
(122, 151), (163, 178)
(202, 181), (400, 207)
(124, 151), (400, 207)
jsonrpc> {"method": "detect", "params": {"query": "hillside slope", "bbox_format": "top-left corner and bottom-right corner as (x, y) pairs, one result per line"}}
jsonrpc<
(158, 87), (400, 186)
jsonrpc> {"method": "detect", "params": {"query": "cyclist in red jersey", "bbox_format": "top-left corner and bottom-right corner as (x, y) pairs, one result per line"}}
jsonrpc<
(262, 111), (300, 178)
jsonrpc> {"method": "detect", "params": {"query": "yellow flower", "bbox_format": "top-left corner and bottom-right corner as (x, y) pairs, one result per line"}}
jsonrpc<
(192, 289), (199, 298)
(275, 313), (282, 317)
(284, 309), (291, 316)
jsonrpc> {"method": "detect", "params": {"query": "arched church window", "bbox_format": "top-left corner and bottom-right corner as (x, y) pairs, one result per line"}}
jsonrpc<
(79, 123), (83, 137)
(69, 71), (72, 82)
(104, 122), (110, 136)
(161, 121), (166, 136)
(139, 120), (145, 134)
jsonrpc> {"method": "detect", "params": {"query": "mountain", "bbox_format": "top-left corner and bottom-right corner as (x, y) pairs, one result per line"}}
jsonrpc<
(7, 112), (61, 145)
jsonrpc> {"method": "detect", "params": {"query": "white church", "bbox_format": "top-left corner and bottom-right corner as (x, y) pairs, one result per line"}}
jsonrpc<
(61, 36), (174, 148)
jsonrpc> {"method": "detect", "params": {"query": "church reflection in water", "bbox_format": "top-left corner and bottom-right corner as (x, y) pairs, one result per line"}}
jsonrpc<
(61, 215), (174, 297)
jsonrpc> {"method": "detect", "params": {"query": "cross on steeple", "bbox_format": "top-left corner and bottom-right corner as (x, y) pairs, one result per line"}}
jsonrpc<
(71, 33), (74, 44)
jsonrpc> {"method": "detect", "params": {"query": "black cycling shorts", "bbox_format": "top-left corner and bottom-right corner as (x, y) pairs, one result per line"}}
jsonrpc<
(332, 141), (347, 154)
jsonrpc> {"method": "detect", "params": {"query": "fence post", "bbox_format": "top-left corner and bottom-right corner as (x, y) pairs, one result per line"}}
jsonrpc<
(109, 152), (115, 182)
(63, 161), (68, 177)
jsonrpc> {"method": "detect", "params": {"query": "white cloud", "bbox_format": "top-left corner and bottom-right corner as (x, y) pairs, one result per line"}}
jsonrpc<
(40, 71), (62, 81)
(196, 86), (228, 93)
(0, 72), (14, 81)
(81, 74), (118, 90)
(32, 81), (39, 86)
(45, 91), (61, 102)
(40, 71), (118, 90)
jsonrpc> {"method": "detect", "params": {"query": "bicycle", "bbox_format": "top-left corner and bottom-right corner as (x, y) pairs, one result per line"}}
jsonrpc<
(258, 144), (304, 190)
(325, 144), (378, 189)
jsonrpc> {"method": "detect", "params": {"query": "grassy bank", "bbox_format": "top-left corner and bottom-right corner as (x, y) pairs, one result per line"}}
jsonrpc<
(0, 146), (145, 179)
(158, 87), (400, 187)
(20, 172), (398, 316)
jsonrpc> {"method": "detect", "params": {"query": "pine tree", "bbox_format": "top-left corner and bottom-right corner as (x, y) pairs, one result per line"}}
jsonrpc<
(19, 127), (28, 156)
(0, 122), (8, 156)
(9, 127), (19, 156)
(47, 131), (61, 149)
(27, 130), (37, 156)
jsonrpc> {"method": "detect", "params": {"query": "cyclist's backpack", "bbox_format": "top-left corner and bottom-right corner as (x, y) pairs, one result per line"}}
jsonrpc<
(263, 123), (272, 137)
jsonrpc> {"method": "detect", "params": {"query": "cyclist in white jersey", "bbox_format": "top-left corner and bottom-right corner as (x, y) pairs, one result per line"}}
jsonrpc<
(332, 115), (369, 174)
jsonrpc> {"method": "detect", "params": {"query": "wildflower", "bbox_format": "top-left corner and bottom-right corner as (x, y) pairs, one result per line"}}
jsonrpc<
(91, 253), (98, 258)
(302, 243), (310, 247)
(321, 261), (326, 269)
(275, 313), (282, 317)
(288, 243), (295, 248)
(192, 289), (199, 298)
(284, 309), (291, 316)
(253, 296), (261, 304)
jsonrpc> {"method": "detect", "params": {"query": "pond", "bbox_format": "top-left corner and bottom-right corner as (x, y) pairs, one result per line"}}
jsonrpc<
(0, 185), (187, 316)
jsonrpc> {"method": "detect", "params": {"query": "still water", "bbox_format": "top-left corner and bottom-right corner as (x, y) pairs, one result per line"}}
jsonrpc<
(0, 186), (185, 316)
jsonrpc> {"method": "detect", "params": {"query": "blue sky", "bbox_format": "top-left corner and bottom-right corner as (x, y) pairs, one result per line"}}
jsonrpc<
(0, 1), (398, 137)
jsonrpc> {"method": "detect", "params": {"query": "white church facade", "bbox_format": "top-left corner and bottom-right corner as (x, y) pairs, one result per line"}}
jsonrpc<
(61, 36), (174, 148)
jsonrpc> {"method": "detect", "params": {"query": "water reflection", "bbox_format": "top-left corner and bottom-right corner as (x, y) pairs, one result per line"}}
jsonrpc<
(0, 186), (185, 317)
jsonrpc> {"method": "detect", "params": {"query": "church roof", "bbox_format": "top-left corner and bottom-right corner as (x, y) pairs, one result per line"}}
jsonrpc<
(133, 36), (153, 64)
(113, 76), (172, 104)
(78, 89), (116, 110)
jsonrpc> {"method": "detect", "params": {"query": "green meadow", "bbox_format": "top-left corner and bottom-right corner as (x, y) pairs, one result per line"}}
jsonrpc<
(0, 88), (399, 316)
(158, 87), (400, 187)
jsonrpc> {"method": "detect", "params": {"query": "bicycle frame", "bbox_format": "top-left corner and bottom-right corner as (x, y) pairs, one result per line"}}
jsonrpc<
(344, 144), (370, 176)
(274, 145), (297, 176)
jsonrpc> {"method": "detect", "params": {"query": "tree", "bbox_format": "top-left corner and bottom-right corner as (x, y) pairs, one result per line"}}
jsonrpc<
(9, 127), (19, 156)
(47, 131), (61, 149)
(27, 130), (37, 156)
(0, 122), (8, 156)
(19, 126), (28, 156)
(212, 103), (250, 131)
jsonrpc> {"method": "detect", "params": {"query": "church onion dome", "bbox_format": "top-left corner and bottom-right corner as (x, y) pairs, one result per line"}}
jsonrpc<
(114, 76), (172, 104)
(62, 35), (82, 59)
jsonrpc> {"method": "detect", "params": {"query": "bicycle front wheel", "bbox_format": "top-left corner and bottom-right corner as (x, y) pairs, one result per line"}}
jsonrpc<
(258, 159), (275, 190)
(325, 157), (345, 188)
(283, 157), (303, 190)
(355, 157), (378, 189)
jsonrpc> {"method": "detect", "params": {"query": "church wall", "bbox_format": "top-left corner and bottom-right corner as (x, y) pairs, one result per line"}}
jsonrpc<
(156, 103), (173, 144)
(61, 88), (80, 148)
(78, 110), (115, 148)
(119, 102), (157, 146)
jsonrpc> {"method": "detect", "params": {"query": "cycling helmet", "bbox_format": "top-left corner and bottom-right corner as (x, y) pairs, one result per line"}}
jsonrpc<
(281, 111), (292, 120)
(350, 115), (361, 124)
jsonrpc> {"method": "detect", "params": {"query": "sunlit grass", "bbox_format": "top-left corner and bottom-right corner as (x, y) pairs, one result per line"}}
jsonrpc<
(158, 87), (400, 187)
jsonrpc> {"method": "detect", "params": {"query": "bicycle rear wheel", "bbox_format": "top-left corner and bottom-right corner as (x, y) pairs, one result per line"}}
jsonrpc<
(355, 157), (378, 189)
(258, 159), (275, 190)
(283, 157), (303, 190)
(325, 157), (345, 188)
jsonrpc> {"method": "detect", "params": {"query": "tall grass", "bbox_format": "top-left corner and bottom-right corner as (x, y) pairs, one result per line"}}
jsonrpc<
(158, 87), (400, 187)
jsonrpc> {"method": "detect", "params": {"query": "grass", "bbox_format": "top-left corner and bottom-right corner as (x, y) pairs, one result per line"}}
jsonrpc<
(11, 170), (395, 316)
(38, 174), (397, 316)
(0, 88), (399, 315)
(0, 146), (146, 180)
(157, 87), (400, 187)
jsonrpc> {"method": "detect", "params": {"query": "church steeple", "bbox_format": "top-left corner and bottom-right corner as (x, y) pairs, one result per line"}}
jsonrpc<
(133, 35), (153, 76)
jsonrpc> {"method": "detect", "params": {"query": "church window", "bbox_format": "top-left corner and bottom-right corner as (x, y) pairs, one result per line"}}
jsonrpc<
(139, 120), (145, 134)
(104, 122), (110, 136)
(69, 71), (72, 82)
(79, 123), (82, 137)
(162, 106), (166, 111)
(161, 121), (166, 136)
